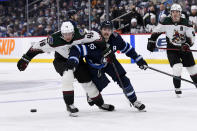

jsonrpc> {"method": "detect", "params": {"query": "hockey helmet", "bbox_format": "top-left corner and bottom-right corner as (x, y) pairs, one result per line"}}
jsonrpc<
(191, 5), (197, 10)
(100, 21), (113, 30)
(67, 10), (77, 18)
(170, 3), (182, 13)
(61, 21), (74, 34)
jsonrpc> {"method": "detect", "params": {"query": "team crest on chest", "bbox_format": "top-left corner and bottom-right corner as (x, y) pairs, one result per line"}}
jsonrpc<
(172, 29), (185, 44)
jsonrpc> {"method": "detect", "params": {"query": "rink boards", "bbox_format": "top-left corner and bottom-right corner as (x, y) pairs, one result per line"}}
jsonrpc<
(0, 34), (197, 64)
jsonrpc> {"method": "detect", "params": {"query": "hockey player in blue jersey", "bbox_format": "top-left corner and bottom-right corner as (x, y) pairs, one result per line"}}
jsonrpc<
(65, 21), (148, 111)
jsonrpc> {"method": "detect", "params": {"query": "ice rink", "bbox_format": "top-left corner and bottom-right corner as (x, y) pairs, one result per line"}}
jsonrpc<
(0, 63), (197, 131)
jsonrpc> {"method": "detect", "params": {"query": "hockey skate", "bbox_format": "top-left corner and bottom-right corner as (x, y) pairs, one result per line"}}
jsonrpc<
(175, 88), (182, 97)
(66, 104), (79, 117)
(99, 104), (115, 111)
(131, 100), (146, 112)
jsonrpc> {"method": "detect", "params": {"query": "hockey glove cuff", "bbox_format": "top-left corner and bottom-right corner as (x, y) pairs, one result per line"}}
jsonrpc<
(181, 43), (190, 52)
(147, 38), (156, 52)
(66, 57), (79, 70)
(136, 55), (148, 70)
(102, 48), (115, 63)
(17, 54), (31, 71)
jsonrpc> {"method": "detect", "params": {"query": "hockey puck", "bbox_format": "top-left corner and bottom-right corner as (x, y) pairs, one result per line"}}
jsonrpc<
(30, 109), (37, 113)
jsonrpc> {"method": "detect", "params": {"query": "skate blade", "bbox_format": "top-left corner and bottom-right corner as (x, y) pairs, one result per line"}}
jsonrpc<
(69, 112), (78, 117)
(176, 94), (181, 98)
(130, 104), (147, 112)
(138, 109), (147, 112)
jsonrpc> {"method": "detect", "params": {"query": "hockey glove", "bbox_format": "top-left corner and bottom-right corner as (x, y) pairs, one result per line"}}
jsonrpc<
(102, 47), (115, 63)
(181, 43), (190, 52)
(136, 55), (148, 70)
(17, 54), (31, 71)
(65, 57), (79, 70)
(147, 38), (156, 52)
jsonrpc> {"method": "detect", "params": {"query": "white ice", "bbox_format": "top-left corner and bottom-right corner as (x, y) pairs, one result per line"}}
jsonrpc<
(0, 63), (197, 131)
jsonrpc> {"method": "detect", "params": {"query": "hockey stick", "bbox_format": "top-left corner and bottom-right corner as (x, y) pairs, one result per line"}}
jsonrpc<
(111, 62), (125, 89)
(147, 66), (197, 86)
(112, 62), (146, 111)
(158, 47), (197, 52)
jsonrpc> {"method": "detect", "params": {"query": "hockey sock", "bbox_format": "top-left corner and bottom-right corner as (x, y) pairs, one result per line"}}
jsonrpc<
(173, 76), (181, 88)
(62, 91), (74, 105)
(91, 93), (104, 107)
(123, 84), (137, 103)
(91, 94), (115, 111)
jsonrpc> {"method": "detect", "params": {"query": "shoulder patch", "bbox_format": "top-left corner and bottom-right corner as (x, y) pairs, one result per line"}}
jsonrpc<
(79, 28), (85, 36)
(47, 36), (53, 45)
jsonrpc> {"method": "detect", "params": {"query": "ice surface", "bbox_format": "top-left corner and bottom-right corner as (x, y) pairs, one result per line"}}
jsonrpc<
(0, 63), (197, 131)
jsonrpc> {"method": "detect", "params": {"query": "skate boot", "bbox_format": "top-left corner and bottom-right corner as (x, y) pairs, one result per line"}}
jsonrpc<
(131, 100), (146, 111)
(66, 104), (79, 117)
(175, 88), (182, 97)
(99, 104), (115, 111)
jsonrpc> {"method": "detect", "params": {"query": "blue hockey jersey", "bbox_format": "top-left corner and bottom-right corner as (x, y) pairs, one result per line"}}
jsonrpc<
(69, 32), (140, 69)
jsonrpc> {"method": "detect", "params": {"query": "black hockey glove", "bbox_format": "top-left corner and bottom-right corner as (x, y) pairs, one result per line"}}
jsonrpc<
(147, 38), (156, 52)
(102, 47), (115, 63)
(181, 43), (190, 52)
(136, 55), (148, 70)
(65, 57), (79, 70)
(17, 54), (31, 71)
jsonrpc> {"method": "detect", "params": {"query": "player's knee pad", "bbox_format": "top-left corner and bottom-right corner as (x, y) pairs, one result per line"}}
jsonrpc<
(172, 63), (183, 76)
(81, 81), (99, 98)
(62, 70), (74, 91)
(186, 65), (197, 76)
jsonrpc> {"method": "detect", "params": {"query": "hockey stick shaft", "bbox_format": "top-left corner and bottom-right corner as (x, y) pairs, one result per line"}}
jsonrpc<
(111, 62), (125, 89)
(147, 66), (197, 86)
(111, 62), (133, 103)
(158, 48), (197, 52)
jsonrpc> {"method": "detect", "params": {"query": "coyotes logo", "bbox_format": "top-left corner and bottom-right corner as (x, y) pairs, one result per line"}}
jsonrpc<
(172, 30), (185, 44)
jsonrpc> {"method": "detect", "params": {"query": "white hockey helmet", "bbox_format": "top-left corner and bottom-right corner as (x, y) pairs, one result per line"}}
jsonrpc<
(61, 21), (74, 34)
(131, 18), (137, 23)
(191, 5), (197, 10)
(170, 3), (182, 13)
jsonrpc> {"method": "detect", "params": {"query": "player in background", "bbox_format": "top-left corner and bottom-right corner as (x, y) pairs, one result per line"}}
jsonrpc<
(67, 9), (79, 27)
(147, 3), (197, 96)
(66, 21), (148, 111)
(17, 21), (114, 116)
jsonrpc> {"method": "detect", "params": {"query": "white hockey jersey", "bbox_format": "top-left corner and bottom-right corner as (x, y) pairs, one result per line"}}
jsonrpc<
(153, 17), (195, 46)
(31, 29), (100, 58)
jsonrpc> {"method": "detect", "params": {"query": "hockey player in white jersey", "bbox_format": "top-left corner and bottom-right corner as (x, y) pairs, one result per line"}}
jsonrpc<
(147, 3), (197, 96)
(17, 21), (114, 116)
